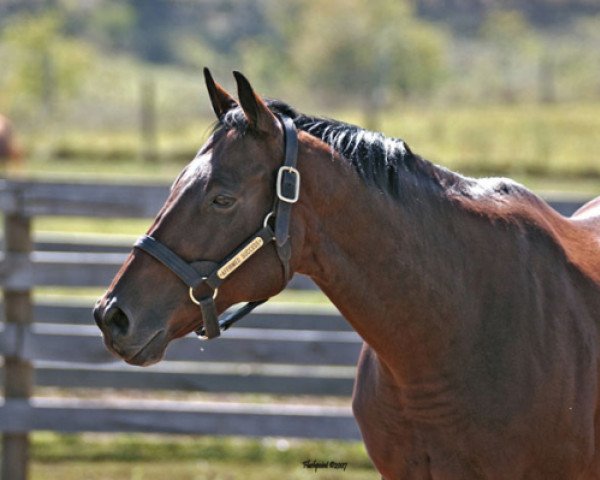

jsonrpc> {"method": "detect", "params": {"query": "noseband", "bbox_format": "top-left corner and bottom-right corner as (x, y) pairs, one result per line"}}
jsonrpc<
(133, 115), (300, 339)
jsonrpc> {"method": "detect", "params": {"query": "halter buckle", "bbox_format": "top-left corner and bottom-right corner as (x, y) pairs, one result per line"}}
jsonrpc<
(276, 166), (300, 204)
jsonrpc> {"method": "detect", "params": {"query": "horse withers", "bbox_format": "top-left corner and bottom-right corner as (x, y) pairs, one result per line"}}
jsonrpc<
(94, 70), (600, 479)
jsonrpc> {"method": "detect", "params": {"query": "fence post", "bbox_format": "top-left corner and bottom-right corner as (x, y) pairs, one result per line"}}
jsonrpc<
(1, 202), (34, 480)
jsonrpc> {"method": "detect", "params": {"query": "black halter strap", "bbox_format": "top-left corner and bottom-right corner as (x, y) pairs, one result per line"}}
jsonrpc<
(273, 115), (299, 281)
(134, 115), (299, 340)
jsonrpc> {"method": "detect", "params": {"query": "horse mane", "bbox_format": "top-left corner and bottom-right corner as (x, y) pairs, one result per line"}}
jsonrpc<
(215, 100), (599, 280)
(218, 101), (553, 223)
(218, 100), (465, 202)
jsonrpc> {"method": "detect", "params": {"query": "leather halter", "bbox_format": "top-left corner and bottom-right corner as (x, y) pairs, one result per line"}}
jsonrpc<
(133, 115), (300, 340)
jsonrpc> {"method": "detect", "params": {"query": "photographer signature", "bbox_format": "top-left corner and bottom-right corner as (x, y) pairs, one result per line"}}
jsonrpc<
(302, 459), (348, 472)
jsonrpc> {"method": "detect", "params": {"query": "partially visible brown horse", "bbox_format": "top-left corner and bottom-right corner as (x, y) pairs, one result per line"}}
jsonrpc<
(94, 70), (600, 479)
(0, 114), (20, 166)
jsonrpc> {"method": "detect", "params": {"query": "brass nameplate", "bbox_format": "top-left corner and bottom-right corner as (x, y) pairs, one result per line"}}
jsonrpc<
(217, 237), (264, 279)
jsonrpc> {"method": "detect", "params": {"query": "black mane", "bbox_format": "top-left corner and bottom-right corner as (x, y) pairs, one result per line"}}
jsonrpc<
(218, 100), (461, 200)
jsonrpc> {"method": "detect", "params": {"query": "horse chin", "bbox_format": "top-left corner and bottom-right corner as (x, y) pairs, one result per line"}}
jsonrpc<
(126, 350), (164, 367)
(124, 332), (166, 367)
(125, 345), (165, 366)
(114, 330), (167, 367)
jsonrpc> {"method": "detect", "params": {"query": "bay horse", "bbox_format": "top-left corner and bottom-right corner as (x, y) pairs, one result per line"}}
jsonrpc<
(94, 70), (600, 479)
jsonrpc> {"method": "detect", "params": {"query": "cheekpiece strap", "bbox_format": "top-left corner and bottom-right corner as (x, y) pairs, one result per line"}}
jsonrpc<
(274, 115), (299, 280)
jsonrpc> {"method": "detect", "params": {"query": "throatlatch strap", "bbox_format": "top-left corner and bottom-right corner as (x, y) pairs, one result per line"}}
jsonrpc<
(219, 299), (267, 331)
(196, 298), (268, 338)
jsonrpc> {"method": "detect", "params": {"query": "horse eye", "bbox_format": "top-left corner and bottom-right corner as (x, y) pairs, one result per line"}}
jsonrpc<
(212, 194), (236, 208)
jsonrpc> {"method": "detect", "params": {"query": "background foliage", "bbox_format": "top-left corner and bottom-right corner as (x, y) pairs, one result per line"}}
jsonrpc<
(0, 0), (598, 178)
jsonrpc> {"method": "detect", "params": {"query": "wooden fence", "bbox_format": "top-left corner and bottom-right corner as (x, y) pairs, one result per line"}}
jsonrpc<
(0, 178), (591, 480)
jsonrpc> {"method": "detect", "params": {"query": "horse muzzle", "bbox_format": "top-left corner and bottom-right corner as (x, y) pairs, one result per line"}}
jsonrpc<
(93, 297), (167, 366)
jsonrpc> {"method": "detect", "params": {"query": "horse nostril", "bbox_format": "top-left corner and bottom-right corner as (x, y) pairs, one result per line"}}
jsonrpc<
(103, 305), (130, 337)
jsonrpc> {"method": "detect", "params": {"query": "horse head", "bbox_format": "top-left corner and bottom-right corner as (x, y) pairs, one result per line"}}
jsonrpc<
(94, 70), (307, 365)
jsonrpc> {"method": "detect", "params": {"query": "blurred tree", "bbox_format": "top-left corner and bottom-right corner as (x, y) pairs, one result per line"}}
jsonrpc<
(170, 33), (218, 72)
(86, 0), (136, 51)
(128, 0), (173, 63)
(480, 11), (541, 103)
(291, 0), (447, 129)
(122, 0), (270, 67)
(234, 1), (298, 95)
(200, 0), (268, 56)
(237, 40), (287, 89)
(0, 11), (91, 118)
(575, 15), (600, 99)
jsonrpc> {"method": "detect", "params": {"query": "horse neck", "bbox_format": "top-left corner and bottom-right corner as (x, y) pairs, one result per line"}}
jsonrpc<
(294, 138), (494, 382)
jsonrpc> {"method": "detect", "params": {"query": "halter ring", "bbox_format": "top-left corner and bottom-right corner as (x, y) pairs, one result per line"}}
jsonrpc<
(189, 284), (218, 306)
(263, 211), (275, 229)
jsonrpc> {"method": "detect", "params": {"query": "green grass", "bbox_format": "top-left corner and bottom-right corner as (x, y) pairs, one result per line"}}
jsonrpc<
(10, 155), (189, 183)
(31, 461), (376, 480)
(8, 102), (600, 189)
(35, 217), (150, 236)
(29, 433), (377, 480)
(32, 433), (370, 465)
(378, 102), (600, 180)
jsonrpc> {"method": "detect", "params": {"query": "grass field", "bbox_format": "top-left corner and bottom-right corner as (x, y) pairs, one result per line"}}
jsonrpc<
(378, 102), (600, 180)
(9, 102), (600, 188)
(31, 462), (376, 480)
(28, 433), (377, 480)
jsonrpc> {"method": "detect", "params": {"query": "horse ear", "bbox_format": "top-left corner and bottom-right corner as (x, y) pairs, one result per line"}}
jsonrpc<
(233, 71), (278, 135)
(204, 67), (237, 119)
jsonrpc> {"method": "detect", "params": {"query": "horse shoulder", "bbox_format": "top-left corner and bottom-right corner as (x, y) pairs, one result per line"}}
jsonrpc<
(352, 344), (433, 479)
